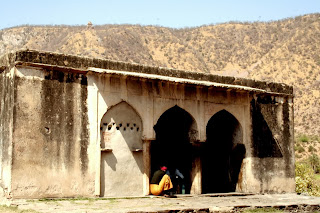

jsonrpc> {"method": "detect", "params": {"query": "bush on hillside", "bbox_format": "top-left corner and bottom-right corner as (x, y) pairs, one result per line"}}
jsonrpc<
(308, 154), (320, 174)
(295, 144), (305, 153)
(295, 162), (320, 196)
(308, 145), (316, 153)
(298, 134), (310, 143)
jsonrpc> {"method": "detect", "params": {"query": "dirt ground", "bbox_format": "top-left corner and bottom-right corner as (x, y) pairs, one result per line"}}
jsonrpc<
(1, 193), (320, 213)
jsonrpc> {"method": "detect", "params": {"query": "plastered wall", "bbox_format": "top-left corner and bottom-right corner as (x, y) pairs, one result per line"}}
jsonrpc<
(244, 96), (295, 193)
(88, 75), (251, 142)
(0, 67), (14, 199)
(10, 67), (95, 198)
(0, 65), (295, 198)
(88, 74), (255, 196)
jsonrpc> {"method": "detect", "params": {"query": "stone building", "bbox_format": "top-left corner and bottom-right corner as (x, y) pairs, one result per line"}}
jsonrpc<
(0, 50), (295, 199)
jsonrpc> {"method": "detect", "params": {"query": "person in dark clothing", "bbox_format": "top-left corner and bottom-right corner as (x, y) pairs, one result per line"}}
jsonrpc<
(150, 166), (174, 197)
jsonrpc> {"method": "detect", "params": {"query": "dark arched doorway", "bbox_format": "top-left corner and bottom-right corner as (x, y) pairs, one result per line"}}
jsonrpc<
(202, 110), (245, 193)
(151, 105), (197, 194)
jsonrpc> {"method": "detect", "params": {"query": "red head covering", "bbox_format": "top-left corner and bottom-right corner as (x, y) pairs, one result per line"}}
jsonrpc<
(160, 166), (167, 171)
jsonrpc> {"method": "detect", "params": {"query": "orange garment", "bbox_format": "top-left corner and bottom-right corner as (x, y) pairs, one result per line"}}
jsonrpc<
(150, 174), (173, 195)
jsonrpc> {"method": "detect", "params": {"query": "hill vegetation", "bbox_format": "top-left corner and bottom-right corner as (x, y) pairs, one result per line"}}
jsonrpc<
(295, 135), (320, 196)
(1, 13), (320, 137)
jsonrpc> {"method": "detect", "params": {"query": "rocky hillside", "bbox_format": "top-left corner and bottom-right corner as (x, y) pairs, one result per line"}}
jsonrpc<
(1, 13), (320, 136)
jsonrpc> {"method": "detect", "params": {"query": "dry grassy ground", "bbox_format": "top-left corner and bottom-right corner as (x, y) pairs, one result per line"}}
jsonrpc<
(295, 136), (320, 161)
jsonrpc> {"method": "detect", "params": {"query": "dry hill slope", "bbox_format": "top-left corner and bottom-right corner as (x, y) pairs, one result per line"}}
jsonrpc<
(1, 13), (320, 136)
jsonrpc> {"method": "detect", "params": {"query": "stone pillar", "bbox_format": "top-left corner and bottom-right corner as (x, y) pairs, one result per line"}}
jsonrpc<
(94, 145), (101, 197)
(143, 140), (151, 195)
(190, 142), (202, 194)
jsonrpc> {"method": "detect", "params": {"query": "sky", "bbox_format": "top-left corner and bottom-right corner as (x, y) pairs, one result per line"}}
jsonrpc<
(0, 0), (320, 30)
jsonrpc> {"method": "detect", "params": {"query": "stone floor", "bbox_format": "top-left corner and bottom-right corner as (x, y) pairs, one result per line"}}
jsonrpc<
(4, 193), (320, 213)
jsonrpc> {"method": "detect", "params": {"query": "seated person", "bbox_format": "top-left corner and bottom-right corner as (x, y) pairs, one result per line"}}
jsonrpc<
(150, 166), (174, 196)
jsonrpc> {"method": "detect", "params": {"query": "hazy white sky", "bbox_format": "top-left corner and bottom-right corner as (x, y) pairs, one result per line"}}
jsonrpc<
(1, 0), (319, 30)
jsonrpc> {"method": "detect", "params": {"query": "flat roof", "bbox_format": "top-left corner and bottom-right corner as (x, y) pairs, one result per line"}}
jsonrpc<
(0, 50), (293, 96)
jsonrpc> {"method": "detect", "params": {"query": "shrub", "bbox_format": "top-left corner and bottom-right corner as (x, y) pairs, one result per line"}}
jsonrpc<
(308, 145), (316, 152)
(295, 145), (305, 153)
(298, 134), (309, 143)
(308, 154), (320, 173)
(295, 162), (320, 196)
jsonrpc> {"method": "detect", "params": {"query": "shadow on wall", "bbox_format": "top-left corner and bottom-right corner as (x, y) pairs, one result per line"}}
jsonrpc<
(104, 152), (117, 171)
(100, 101), (144, 172)
(202, 110), (245, 193)
(251, 97), (283, 158)
(99, 101), (144, 196)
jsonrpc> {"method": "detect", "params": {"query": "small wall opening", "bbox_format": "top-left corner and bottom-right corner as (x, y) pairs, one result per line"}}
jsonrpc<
(202, 110), (245, 193)
(151, 105), (196, 194)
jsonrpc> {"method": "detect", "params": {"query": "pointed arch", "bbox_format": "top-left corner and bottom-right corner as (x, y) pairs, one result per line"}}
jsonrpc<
(151, 105), (198, 194)
(101, 101), (143, 128)
(206, 110), (243, 145)
(100, 101), (144, 197)
(154, 105), (199, 142)
(202, 109), (245, 193)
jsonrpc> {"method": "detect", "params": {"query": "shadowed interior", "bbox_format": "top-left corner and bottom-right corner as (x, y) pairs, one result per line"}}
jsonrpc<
(151, 106), (194, 194)
(202, 110), (245, 193)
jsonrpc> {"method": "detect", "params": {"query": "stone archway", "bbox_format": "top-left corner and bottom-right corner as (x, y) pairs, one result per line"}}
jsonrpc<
(100, 102), (143, 197)
(151, 105), (198, 194)
(202, 110), (245, 193)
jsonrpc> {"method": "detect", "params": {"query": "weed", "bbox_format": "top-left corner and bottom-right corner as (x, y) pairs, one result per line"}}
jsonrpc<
(298, 134), (309, 143)
(308, 154), (320, 173)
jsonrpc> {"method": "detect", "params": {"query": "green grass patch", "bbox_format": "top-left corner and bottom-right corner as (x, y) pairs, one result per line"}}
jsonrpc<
(0, 205), (40, 213)
(298, 134), (309, 143)
(296, 134), (320, 143)
(0, 205), (19, 213)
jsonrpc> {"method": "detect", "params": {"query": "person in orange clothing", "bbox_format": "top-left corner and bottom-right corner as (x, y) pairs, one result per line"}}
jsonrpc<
(150, 166), (175, 197)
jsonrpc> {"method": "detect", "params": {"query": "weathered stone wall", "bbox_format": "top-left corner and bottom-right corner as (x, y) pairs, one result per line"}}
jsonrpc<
(245, 95), (295, 193)
(1, 50), (293, 95)
(88, 74), (253, 196)
(88, 74), (295, 195)
(0, 50), (295, 198)
(88, 75), (251, 141)
(0, 67), (14, 199)
(10, 66), (95, 198)
(100, 102), (144, 197)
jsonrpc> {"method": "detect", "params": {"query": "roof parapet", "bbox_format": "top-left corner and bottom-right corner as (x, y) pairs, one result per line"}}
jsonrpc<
(0, 49), (293, 95)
